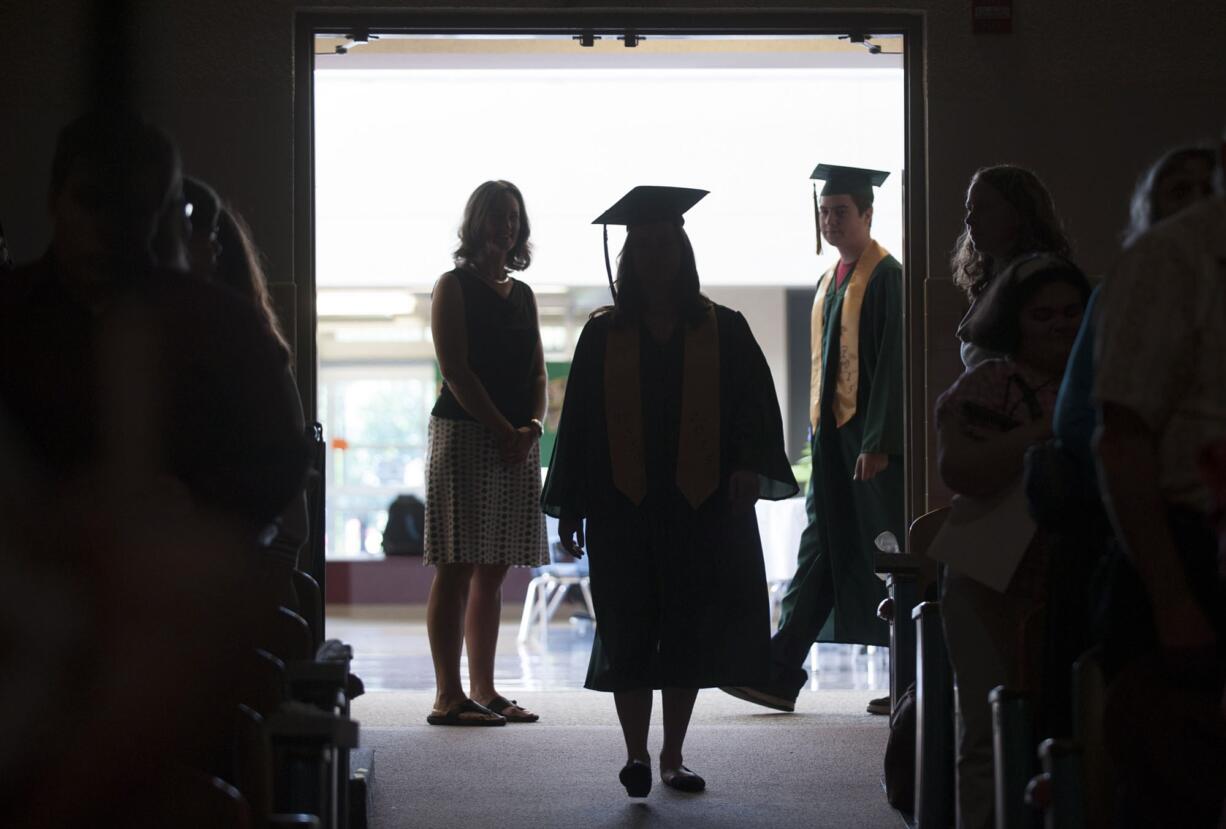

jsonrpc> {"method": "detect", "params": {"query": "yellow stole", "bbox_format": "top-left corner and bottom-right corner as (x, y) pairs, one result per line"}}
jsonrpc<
(605, 307), (720, 509)
(809, 240), (889, 430)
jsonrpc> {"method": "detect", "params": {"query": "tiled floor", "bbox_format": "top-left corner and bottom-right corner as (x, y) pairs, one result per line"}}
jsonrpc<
(326, 604), (889, 694)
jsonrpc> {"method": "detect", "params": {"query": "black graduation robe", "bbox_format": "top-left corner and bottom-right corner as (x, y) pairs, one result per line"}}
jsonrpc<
(541, 303), (798, 691)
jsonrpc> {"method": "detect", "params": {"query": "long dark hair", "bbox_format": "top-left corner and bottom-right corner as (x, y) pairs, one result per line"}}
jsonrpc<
(453, 180), (532, 272)
(961, 252), (1090, 357)
(594, 222), (711, 327)
(1123, 144), (1216, 247)
(951, 165), (1072, 300)
(214, 206), (292, 355)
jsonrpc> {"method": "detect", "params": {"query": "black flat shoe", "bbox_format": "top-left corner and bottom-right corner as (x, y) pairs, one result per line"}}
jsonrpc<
(619, 760), (652, 798)
(661, 765), (706, 793)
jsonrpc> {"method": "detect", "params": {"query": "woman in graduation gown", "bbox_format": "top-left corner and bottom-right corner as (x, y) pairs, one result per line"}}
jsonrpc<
(542, 186), (797, 797)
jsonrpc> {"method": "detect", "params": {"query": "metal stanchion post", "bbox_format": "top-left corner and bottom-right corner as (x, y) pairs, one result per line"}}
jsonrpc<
(913, 601), (954, 828)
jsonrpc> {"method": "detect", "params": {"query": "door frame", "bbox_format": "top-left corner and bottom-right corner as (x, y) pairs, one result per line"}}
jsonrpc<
(293, 8), (930, 585)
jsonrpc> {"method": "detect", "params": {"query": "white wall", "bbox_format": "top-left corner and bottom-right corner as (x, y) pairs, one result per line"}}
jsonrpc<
(705, 285), (788, 416)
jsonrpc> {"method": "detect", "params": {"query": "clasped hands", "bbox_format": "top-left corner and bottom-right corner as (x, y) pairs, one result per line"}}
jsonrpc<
(498, 424), (538, 465)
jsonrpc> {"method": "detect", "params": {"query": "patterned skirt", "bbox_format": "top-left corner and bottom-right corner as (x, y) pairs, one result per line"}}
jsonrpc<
(423, 416), (549, 567)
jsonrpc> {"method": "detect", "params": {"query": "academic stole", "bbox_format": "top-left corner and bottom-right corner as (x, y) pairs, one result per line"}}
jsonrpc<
(605, 307), (720, 509)
(809, 240), (890, 430)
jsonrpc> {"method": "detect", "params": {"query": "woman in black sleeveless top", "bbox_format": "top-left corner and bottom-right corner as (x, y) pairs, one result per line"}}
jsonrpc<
(423, 181), (548, 726)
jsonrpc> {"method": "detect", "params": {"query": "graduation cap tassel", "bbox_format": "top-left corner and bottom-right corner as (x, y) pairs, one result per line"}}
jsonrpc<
(809, 164), (889, 256)
(592, 186), (708, 308)
(602, 223), (617, 305)
(813, 182), (822, 255)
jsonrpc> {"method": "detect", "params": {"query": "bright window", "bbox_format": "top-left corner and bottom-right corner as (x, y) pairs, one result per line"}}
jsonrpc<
(319, 363), (436, 559)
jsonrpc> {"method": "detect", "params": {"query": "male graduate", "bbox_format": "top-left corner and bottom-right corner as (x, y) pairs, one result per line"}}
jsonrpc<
(723, 164), (904, 714)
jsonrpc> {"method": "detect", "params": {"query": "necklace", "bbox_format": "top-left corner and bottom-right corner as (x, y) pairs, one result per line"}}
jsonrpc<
(471, 264), (509, 285)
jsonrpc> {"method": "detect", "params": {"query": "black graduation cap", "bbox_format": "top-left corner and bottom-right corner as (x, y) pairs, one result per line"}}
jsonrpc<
(593, 186), (709, 302)
(809, 164), (890, 253)
(809, 163), (890, 197)
(593, 185), (708, 227)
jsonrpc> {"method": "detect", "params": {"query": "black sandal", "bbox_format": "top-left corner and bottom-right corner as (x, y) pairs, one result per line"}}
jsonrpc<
(426, 698), (506, 726)
(483, 694), (539, 723)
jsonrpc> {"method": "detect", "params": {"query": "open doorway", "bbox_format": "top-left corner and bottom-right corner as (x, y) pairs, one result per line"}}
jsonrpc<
(296, 11), (924, 695)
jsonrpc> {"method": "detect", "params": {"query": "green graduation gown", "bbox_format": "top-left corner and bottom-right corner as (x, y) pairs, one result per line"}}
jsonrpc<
(776, 248), (904, 654)
(542, 304), (798, 691)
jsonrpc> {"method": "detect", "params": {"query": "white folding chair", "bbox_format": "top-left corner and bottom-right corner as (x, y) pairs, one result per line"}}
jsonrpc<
(518, 518), (595, 642)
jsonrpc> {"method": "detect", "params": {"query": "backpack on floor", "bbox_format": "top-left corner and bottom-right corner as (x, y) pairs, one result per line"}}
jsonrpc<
(383, 494), (425, 556)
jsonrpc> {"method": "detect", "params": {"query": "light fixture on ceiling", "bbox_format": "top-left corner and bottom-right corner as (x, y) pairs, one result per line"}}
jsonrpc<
(839, 33), (901, 55)
(334, 30), (379, 55)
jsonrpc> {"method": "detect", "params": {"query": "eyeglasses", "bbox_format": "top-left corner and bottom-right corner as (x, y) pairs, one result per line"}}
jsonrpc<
(183, 201), (221, 248)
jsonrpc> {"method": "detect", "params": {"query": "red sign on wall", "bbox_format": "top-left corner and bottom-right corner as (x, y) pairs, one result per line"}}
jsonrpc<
(972, 0), (1013, 34)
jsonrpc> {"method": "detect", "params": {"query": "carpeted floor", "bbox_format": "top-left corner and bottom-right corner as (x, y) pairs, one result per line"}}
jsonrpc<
(354, 688), (902, 828)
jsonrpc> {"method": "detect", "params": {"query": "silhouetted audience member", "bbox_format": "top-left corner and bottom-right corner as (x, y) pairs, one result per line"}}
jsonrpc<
(1, 277), (309, 828)
(1124, 144), (1218, 249)
(1094, 135), (1226, 829)
(1027, 144), (1219, 739)
(953, 165), (1073, 369)
(0, 110), (185, 480)
(41, 110), (184, 296)
(183, 178), (291, 355)
(114, 275), (310, 542)
(936, 253), (1091, 829)
(1050, 144), (1216, 501)
(543, 186), (797, 797)
(180, 180), (306, 595)
(424, 180), (548, 726)
(0, 113), (310, 827)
